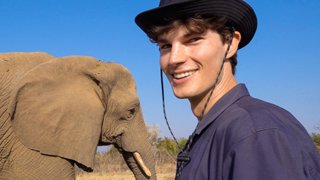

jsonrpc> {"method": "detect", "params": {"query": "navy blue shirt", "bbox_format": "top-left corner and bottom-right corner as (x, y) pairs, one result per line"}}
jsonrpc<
(177, 84), (320, 180)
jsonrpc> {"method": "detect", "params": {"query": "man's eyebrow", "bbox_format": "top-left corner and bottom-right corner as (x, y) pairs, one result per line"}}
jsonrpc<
(183, 31), (194, 37)
(156, 31), (204, 44)
(156, 37), (169, 44)
(184, 31), (204, 38)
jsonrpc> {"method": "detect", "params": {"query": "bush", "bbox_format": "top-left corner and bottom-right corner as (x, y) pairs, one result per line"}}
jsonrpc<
(76, 125), (187, 175)
(311, 132), (320, 148)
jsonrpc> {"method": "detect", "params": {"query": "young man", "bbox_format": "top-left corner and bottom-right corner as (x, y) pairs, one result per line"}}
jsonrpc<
(135, 0), (320, 179)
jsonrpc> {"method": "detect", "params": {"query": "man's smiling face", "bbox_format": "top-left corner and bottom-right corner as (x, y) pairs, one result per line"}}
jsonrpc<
(158, 26), (227, 103)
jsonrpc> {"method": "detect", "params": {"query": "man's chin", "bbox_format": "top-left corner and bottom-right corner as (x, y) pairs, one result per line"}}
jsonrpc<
(173, 91), (189, 99)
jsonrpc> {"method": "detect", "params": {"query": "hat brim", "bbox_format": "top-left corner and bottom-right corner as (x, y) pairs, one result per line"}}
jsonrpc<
(135, 0), (257, 49)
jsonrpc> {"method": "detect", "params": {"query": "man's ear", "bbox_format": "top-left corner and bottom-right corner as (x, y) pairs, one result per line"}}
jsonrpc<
(226, 31), (241, 59)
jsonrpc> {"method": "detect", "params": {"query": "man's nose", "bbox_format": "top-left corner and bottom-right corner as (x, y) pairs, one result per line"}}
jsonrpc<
(169, 43), (187, 65)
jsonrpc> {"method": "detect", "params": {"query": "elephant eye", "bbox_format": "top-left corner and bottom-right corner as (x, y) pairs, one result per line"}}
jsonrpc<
(125, 106), (138, 120)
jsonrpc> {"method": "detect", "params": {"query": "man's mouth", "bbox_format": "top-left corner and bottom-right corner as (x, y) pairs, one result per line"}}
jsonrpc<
(172, 70), (196, 79)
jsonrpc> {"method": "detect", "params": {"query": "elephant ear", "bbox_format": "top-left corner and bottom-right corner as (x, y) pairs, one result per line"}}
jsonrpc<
(8, 56), (106, 169)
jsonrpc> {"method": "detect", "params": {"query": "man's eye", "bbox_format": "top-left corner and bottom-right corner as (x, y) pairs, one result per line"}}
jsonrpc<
(159, 44), (171, 50)
(188, 37), (202, 43)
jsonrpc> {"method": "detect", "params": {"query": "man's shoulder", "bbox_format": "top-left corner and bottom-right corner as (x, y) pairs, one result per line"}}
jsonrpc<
(227, 95), (296, 130)
(215, 95), (310, 148)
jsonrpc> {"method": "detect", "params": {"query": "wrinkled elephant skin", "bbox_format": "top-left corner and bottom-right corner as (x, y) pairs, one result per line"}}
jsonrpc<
(0, 52), (156, 180)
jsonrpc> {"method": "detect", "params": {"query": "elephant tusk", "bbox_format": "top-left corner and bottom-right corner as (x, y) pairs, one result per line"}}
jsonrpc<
(133, 152), (152, 178)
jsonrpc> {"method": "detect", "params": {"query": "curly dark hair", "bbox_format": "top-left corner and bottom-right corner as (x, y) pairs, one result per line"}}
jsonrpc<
(148, 15), (238, 75)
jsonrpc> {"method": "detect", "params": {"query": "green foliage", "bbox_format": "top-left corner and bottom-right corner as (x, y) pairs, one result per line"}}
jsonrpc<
(156, 137), (187, 156)
(178, 138), (188, 149)
(311, 132), (320, 147)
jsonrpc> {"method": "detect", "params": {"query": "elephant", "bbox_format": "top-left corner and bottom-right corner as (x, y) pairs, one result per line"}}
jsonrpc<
(0, 52), (156, 180)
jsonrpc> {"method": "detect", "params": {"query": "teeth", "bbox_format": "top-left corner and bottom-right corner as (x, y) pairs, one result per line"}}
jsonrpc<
(173, 71), (194, 79)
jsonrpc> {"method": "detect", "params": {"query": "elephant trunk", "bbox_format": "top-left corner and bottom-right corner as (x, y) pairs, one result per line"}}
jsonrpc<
(122, 147), (156, 180)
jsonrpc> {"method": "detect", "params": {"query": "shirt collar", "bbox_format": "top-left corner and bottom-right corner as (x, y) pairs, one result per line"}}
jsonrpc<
(195, 83), (250, 135)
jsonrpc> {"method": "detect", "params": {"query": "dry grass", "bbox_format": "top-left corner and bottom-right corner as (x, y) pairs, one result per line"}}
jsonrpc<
(76, 164), (176, 180)
(77, 171), (134, 180)
(75, 145), (176, 180)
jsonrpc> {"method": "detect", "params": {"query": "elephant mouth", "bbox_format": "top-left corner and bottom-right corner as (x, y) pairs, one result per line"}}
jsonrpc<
(133, 151), (152, 178)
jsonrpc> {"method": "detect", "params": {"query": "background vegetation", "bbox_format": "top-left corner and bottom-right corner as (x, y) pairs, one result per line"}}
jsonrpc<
(76, 125), (186, 177)
(311, 125), (320, 150)
(77, 125), (320, 178)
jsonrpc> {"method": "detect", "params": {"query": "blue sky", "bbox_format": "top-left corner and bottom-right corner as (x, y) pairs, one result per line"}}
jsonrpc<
(1, 0), (319, 138)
